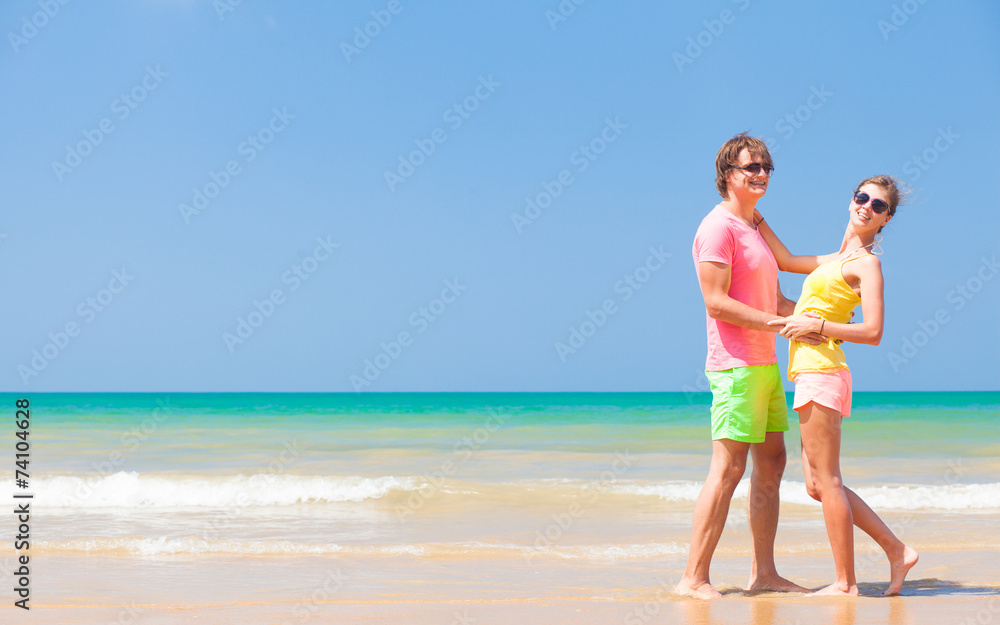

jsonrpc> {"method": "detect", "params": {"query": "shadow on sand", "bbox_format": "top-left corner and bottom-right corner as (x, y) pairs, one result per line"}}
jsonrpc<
(710, 578), (1000, 598)
(873, 578), (1000, 598)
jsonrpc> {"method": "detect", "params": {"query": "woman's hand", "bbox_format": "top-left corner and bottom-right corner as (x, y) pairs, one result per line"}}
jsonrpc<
(768, 311), (824, 341)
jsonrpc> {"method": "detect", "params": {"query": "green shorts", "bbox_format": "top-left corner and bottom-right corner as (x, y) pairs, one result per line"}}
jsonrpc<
(706, 364), (788, 443)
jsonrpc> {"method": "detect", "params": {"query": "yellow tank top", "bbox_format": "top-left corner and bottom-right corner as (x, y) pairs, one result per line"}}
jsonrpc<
(787, 252), (866, 379)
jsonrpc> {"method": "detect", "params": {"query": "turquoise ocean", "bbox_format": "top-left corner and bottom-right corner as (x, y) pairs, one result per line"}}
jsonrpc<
(3, 392), (998, 574)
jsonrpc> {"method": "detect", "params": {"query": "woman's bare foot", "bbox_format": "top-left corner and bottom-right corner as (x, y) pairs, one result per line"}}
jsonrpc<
(675, 578), (723, 599)
(883, 544), (919, 596)
(810, 582), (859, 596)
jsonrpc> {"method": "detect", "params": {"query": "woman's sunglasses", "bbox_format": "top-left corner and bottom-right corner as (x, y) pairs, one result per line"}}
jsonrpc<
(853, 191), (890, 214)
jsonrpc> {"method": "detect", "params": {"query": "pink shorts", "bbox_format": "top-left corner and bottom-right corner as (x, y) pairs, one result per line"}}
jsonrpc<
(792, 369), (852, 417)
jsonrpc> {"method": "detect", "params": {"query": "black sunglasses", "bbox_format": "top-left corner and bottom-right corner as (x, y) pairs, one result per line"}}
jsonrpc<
(853, 191), (890, 214)
(730, 162), (774, 176)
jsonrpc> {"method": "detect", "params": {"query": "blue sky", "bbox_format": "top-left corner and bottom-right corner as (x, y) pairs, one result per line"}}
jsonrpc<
(2, 1), (998, 392)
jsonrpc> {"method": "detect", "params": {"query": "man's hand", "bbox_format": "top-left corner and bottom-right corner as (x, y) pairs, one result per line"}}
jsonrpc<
(796, 332), (827, 345)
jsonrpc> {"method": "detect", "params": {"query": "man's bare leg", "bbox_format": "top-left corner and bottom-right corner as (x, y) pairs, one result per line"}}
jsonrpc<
(746, 431), (809, 593)
(676, 439), (750, 599)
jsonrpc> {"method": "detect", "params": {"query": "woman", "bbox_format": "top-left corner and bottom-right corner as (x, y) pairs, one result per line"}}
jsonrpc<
(755, 175), (918, 596)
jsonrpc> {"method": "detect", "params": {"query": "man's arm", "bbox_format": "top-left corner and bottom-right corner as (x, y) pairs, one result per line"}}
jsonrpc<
(697, 261), (784, 331)
(698, 263), (823, 344)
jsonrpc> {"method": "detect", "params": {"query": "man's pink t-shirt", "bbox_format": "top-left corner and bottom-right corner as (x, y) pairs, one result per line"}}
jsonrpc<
(692, 205), (778, 371)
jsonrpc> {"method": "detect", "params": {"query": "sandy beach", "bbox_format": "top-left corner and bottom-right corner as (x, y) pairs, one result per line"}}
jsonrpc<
(4, 550), (999, 624)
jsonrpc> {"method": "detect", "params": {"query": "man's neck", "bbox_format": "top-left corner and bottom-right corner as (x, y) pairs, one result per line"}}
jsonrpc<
(718, 196), (757, 228)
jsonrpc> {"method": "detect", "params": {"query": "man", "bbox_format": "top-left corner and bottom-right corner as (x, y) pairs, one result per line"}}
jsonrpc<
(676, 132), (818, 599)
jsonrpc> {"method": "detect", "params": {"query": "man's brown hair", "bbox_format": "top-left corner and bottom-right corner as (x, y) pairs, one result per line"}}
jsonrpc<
(714, 132), (774, 198)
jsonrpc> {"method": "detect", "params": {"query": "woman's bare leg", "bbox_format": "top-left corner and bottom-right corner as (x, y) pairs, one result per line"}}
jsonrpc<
(799, 406), (918, 595)
(798, 402), (857, 595)
(842, 487), (919, 595)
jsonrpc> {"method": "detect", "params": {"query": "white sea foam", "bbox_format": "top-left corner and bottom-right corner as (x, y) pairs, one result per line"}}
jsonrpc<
(30, 536), (686, 559)
(609, 479), (1000, 510)
(28, 472), (420, 508)
(848, 482), (1000, 511)
(765, 480), (1000, 510)
(609, 481), (705, 502)
(20, 472), (1000, 511)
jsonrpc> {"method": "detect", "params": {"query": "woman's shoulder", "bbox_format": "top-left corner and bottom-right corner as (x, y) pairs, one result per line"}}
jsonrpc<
(855, 253), (883, 270)
(844, 252), (883, 282)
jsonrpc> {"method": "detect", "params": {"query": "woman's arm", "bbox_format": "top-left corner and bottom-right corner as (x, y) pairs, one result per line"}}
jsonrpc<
(776, 280), (796, 317)
(767, 256), (885, 345)
(754, 210), (838, 275)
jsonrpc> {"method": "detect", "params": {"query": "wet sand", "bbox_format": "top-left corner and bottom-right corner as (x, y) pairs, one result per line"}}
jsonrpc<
(4, 550), (997, 624)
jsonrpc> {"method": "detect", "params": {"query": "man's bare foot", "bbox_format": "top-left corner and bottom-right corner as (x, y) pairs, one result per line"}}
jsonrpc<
(883, 544), (919, 596)
(810, 582), (859, 596)
(675, 578), (723, 599)
(746, 574), (810, 594)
